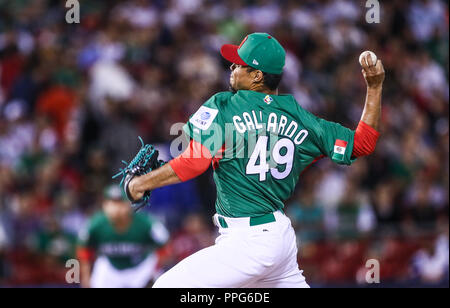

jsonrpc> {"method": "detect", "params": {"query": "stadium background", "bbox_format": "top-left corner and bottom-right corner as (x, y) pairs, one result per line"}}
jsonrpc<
(0, 0), (448, 287)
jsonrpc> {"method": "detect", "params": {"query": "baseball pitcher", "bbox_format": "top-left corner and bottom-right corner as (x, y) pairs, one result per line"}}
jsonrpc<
(120, 33), (385, 287)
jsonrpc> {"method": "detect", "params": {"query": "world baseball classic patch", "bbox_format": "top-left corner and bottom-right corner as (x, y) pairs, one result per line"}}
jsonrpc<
(189, 106), (219, 130)
(332, 139), (348, 161)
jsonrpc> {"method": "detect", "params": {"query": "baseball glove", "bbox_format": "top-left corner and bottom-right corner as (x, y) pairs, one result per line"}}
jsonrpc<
(112, 137), (165, 212)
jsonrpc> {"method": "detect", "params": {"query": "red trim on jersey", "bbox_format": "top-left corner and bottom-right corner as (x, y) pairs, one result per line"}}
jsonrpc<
(352, 121), (380, 157)
(169, 139), (212, 182)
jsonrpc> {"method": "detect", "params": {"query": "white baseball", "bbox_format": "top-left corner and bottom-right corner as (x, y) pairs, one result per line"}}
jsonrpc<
(359, 51), (377, 67)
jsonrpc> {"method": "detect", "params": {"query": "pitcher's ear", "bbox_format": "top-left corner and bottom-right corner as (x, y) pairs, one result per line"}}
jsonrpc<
(253, 70), (264, 83)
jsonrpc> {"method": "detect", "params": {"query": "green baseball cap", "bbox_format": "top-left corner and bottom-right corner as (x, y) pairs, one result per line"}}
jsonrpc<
(221, 32), (286, 75)
(103, 184), (128, 202)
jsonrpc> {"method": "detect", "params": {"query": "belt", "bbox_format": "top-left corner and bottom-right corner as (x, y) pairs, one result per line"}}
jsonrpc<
(215, 212), (277, 228)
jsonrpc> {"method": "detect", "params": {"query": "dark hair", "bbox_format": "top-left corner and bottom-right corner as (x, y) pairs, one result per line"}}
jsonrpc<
(246, 66), (283, 91)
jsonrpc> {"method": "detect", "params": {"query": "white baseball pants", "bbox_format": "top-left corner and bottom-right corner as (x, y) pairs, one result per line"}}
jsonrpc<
(91, 253), (158, 288)
(153, 211), (309, 288)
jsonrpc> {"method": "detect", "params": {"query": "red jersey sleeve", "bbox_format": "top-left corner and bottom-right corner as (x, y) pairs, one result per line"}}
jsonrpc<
(352, 121), (380, 157)
(169, 139), (213, 182)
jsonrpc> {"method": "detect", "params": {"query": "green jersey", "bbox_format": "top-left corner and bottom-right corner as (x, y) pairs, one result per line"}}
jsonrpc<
(183, 90), (356, 217)
(78, 212), (169, 270)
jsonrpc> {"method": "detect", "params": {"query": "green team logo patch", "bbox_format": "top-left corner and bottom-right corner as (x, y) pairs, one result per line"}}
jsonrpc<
(332, 139), (347, 161)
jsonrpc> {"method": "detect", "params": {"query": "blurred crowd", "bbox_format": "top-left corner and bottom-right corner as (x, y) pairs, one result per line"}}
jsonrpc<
(0, 0), (448, 287)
